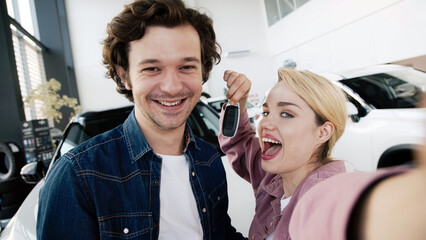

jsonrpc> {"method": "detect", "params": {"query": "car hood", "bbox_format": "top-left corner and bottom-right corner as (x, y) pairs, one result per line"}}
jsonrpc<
(0, 179), (43, 240)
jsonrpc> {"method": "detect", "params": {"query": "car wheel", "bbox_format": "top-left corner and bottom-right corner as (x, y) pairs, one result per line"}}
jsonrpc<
(0, 143), (17, 182)
(378, 147), (414, 168)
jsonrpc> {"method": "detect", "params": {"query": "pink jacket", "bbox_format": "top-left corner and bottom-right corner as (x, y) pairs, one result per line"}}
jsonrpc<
(289, 166), (408, 240)
(219, 111), (346, 240)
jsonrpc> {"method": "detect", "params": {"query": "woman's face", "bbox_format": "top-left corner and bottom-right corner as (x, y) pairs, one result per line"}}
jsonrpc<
(258, 81), (325, 177)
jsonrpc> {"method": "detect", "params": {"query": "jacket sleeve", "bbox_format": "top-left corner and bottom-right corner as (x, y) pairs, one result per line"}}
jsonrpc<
(222, 213), (248, 239)
(218, 106), (266, 191)
(37, 155), (98, 239)
(289, 168), (408, 240)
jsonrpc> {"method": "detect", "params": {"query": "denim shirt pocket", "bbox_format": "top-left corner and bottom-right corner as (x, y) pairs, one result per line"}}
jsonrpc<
(99, 212), (153, 239)
(208, 180), (228, 230)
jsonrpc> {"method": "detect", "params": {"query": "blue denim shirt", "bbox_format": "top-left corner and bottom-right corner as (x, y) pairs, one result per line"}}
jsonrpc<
(37, 110), (245, 240)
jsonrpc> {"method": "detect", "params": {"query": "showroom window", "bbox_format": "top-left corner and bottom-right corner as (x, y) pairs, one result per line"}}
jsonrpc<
(264, 0), (311, 26)
(6, 0), (48, 121)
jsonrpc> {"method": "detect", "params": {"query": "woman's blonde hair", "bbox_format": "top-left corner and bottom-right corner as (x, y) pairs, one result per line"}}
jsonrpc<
(277, 68), (347, 163)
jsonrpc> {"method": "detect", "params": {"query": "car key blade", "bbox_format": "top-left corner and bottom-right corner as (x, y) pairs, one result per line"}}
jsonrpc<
(222, 102), (240, 138)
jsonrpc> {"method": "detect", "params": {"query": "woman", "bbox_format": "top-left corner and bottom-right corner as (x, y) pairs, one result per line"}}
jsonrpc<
(289, 95), (426, 240)
(219, 68), (348, 240)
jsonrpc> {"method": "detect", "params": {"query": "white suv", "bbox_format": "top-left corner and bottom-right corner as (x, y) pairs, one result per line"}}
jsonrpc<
(322, 64), (426, 172)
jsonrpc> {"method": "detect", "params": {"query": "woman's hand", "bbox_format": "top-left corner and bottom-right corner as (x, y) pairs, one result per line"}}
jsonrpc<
(223, 70), (252, 114)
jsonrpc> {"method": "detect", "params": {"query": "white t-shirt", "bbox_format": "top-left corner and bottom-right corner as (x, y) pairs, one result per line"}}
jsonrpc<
(265, 195), (292, 240)
(158, 154), (203, 240)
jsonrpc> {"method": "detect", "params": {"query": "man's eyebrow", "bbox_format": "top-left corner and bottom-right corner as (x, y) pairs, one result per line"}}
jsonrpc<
(182, 57), (201, 63)
(137, 59), (159, 66)
(137, 57), (200, 66)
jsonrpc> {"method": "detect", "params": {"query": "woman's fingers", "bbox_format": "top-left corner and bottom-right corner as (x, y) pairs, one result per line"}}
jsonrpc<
(223, 70), (251, 111)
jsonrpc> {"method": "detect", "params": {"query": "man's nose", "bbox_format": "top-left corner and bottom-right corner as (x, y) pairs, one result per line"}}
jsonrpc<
(160, 70), (183, 95)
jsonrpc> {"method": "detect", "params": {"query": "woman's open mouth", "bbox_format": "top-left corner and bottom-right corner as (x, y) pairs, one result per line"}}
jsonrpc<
(261, 137), (282, 160)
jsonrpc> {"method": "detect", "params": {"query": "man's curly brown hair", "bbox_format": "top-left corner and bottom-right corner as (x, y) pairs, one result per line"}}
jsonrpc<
(102, 0), (221, 102)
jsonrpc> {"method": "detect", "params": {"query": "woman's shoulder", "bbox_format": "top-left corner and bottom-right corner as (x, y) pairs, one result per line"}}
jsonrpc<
(297, 161), (347, 195)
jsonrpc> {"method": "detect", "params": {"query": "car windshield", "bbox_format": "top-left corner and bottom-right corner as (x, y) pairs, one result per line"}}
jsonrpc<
(340, 68), (426, 109)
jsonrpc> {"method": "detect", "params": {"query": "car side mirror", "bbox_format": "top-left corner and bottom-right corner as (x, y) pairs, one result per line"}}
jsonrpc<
(20, 161), (46, 184)
(346, 101), (361, 123)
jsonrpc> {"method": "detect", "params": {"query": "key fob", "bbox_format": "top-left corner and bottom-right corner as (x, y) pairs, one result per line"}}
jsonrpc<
(222, 102), (240, 138)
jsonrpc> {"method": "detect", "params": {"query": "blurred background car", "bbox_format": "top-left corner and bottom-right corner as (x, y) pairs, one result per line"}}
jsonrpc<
(321, 64), (426, 171)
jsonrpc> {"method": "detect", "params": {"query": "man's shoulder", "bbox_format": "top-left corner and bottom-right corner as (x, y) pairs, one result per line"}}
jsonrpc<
(191, 135), (219, 154)
(189, 135), (222, 165)
(75, 124), (124, 149)
(63, 124), (126, 165)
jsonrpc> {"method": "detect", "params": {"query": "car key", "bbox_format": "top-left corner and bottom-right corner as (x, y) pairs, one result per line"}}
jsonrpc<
(222, 102), (240, 138)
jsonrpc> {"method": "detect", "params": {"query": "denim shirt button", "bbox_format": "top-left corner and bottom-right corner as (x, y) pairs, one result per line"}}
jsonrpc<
(123, 228), (129, 234)
(153, 179), (158, 185)
(191, 171), (195, 177)
(217, 196), (220, 201)
(202, 208), (207, 213)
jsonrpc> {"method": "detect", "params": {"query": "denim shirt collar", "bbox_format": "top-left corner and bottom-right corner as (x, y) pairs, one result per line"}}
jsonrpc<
(123, 109), (200, 163)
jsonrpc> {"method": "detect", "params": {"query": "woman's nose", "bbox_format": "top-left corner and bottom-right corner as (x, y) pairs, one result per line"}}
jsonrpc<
(259, 114), (274, 131)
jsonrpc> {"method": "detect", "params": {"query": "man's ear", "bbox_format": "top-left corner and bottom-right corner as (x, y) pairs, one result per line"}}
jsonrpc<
(316, 121), (334, 144)
(115, 65), (131, 90)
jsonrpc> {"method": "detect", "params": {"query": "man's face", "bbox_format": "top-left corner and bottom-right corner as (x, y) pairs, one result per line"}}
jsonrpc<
(121, 24), (203, 132)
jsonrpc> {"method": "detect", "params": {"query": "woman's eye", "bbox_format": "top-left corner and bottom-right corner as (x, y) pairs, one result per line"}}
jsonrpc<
(262, 111), (269, 117)
(281, 112), (294, 118)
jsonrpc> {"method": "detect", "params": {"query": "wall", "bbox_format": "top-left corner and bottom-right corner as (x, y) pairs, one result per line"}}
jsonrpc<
(267, 0), (426, 73)
(65, 0), (133, 111)
(195, 0), (276, 104)
(65, 0), (276, 111)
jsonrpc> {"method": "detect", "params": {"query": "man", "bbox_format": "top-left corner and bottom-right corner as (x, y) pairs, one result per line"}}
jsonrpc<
(37, 0), (245, 239)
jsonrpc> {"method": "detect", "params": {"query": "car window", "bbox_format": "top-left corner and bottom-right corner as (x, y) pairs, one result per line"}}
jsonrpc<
(59, 124), (88, 156)
(208, 98), (256, 113)
(340, 71), (425, 109)
(187, 102), (221, 152)
(208, 99), (227, 112)
(58, 111), (131, 157)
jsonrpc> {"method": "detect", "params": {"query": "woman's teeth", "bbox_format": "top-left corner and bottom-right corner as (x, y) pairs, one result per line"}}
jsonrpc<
(262, 138), (281, 145)
(158, 100), (182, 106)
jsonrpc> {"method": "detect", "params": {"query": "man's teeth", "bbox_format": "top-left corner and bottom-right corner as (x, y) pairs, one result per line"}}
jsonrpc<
(158, 100), (182, 106)
(262, 138), (281, 145)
